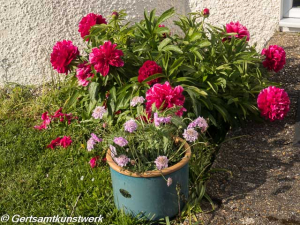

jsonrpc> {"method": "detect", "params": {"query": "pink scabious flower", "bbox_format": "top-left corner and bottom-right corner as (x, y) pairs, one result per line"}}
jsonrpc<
(91, 133), (102, 143)
(224, 21), (250, 41)
(154, 156), (169, 170)
(109, 145), (117, 157)
(34, 112), (51, 130)
(146, 81), (186, 116)
(183, 128), (199, 142)
(76, 62), (94, 86)
(114, 155), (130, 167)
(89, 41), (124, 76)
(124, 119), (138, 133)
(90, 156), (100, 168)
(113, 137), (128, 147)
(92, 106), (107, 119)
(257, 86), (290, 121)
(78, 13), (107, 41)
(130, 96), (145, 107)
(138, 61), (163, 85)
(188, 116), (208, 132)
(60, 136), (72, 148)
(167, 177), (173, 187)
(261, 45), (286, 72)
(154, 113), (171, 127)
(50, 40), (79, 74)
(87, 138), (96, 151)
(47, 137), (62, 149)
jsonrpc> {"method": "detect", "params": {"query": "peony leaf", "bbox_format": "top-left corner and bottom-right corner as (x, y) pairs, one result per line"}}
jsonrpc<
(158, 38), (172, 51)
(156, 7), (175, 25)
(162, 45), (183, 54)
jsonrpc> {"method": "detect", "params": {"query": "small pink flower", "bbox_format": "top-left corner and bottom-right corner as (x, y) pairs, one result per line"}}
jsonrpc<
(90, 156), (100, 168)
(92, 106), (107, 119)
(34, 112), (51, 130)
(167, 177), (173, 187)
(109, 145), (117, 157)
(114, 137), (128, 147)
(224, 21), (250, 41)
(47, 137), (62, 149)
(257, 86), (290, 121)
(154, 113), (171, 127)
(130, 96), (145, 107)
(114, 155), (130, 167)
(124, 119), (138, 133)
(188, 116), (208, 132)
(261, 45), (286, 72)
(50, 40), (79, 74)
(78, 13), (107, 41)
(154, 156), (169, 170)
(183, 128), (199, 142)
(87, 138), (96, 151)
(146, 81), (186, 116)
(60, 136), (72, 148)
(76, 62), (94, 86)
(89, 41), (124, 76)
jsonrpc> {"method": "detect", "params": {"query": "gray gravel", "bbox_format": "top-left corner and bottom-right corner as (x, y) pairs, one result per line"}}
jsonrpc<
(197, 32), (300, 225)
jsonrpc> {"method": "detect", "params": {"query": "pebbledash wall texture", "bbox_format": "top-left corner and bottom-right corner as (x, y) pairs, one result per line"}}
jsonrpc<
(0, 0), (281, 85)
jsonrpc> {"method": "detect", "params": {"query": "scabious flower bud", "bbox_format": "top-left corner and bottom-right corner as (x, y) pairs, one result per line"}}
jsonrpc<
(203, 8), (209, 17)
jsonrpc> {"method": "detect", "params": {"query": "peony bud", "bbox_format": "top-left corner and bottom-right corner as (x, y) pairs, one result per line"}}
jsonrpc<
(112, 11), (119, 19)
(203, 8), (209, 17)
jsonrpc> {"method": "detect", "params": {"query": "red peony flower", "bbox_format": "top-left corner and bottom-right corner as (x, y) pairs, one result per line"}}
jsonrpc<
(89, 41), (124, 76)
(138, 61), (162, 85)
(203, 8), (210, 17)
(47, 137), (62, 149)
(59, 136), (72, 148)
(78, 13), (107, 41)
(76, 62), (94, 86)
(257, 86), (290, 121)
(90, 156), (100, 168)
(224, 21), (250, 41)
(146, 81), (186, 116)
(34, 112), (51, 130)
(261, 45), (286, 72)
(50, 40), (79, 74)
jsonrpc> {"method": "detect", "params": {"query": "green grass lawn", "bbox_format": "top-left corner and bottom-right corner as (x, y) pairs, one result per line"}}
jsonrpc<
(0, 84), (151, 225)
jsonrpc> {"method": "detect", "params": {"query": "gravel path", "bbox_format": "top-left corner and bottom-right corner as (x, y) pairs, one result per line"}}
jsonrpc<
(198, 32), (300, 225)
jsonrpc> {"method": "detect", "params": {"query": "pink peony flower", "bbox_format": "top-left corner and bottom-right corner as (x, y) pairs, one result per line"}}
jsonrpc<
(34, 112), (51, 130)
(261, 45), (286, 72)
(130, 96), (145, 107)
(78, 13), (107, 41)
(188, 116), (208, 132)
(89, 41), (124, 76)
(124, 119), (138, 133)
(59, 136), (72, 148)
(114, 137), (128, 147)
(76, 62), (94, 86)
(224, 21), (250, 41)
(257, 86), (290, 121)
(138, 61), (162, 85)
(183, 128), (199, 142)
(50, 40), (79, 74)
(90, 156), (100, 168)
(47, 137), (62, 149)
(114, 155), (130, 167)
(203, 8), (209, 17)
(146, 81), (186, 116)
(154, 156), (169, 170)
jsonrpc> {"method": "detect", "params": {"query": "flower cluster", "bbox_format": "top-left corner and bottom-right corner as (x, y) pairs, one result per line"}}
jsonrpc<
(78, 13), (107, 41)
(47, 136), (72, 149)
(257, 86), (290, 121)
(261, 45), (286, 72)
(34, 108), (76, 130)
(146, 81), (186, 116)
(224, 21), (250, 41)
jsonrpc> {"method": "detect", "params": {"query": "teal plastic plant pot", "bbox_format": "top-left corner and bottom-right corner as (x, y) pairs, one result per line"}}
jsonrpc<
(106, 137), (191, 221)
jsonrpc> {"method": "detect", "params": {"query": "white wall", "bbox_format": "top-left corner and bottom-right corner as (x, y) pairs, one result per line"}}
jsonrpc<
(0, 0), (280, 85)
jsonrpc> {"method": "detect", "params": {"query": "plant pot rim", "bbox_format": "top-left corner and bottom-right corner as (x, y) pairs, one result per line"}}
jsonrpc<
(106, 137), (191, 178)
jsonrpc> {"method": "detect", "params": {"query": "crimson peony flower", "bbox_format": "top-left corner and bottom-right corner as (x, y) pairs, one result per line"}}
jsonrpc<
(224, 21), (250, 41)
(138, 61), (163, 85)
(78, 13), (107, 41)
(59, 136), (72, 148)
(50, 40), (79, 74)
(146, 81), (186, 116)
(203, 8), (209, 17)
(47, 137), (62, 149)
(90, 156), (100, 168)
(261, 45), (286, 72)
(257, 86), (290, 121)
(76, 62), (94, 86)
(89, 41), (124, 76)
